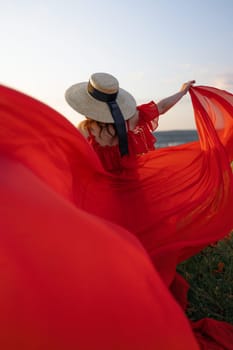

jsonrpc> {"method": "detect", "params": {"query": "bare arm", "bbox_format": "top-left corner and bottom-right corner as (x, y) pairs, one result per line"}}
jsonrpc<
(157, 80), (195, 115)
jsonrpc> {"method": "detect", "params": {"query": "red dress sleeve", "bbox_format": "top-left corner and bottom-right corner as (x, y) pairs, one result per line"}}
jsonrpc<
(137, 101), (160, 131)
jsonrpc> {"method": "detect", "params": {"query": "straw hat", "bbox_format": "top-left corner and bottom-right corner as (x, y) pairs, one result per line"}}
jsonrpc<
(65, 72), (137, 123)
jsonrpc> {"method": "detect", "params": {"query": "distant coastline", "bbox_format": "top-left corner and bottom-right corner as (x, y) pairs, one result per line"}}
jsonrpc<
(155, 129), (198, 148)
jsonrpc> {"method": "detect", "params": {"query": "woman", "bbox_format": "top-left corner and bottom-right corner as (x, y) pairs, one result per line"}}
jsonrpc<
(65, 72), (195, 172)
(1, 77), (233, 348)
(63, 72), (233, 273)
(64, 74), (233, 348)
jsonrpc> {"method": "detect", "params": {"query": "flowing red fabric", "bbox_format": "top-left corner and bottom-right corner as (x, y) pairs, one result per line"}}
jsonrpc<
(0, 156), (199, 350)
(0, 84), (233, 348)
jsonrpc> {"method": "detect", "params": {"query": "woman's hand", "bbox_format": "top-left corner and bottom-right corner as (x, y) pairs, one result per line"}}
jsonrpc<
(180, 80), (196, 95)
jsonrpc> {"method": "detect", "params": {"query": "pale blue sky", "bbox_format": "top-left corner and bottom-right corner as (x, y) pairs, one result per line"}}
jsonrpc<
(1, 0), (233, 130)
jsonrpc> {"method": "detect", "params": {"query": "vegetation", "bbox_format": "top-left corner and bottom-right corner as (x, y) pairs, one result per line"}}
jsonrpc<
(177, 233), (233, 324)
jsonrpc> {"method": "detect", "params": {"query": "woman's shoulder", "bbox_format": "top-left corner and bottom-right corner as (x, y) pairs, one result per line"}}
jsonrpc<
(132, 101), (159, 132)
(77, 120), (90, 139)
(137, 101), (160, 121)
(127, 101), (159, 131)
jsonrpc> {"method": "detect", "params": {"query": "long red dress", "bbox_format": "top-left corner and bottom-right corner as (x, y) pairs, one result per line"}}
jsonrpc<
(0, 84), (233, 348)
(0, 156), (199, 350)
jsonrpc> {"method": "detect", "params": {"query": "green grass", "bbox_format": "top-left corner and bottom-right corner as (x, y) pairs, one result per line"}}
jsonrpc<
(177, 233), (233, 324)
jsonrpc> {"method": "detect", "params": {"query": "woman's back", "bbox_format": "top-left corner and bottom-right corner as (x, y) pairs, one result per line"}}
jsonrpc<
(78, 101), (160, 172)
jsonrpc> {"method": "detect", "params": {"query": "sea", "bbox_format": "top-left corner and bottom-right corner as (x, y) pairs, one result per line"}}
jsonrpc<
(154, 129), (198, 148)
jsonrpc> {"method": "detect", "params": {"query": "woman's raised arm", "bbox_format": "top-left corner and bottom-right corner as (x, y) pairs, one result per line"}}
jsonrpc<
(157, 80), (195, 115)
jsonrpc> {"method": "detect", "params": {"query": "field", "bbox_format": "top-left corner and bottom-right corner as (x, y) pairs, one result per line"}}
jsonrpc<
(178, 233), (233, 324)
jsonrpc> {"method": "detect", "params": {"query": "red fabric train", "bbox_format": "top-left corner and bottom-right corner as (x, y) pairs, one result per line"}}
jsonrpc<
(0, 84), (233, 348)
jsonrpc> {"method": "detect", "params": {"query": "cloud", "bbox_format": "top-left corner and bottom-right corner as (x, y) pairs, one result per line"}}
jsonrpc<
(211, 73), (233, 91)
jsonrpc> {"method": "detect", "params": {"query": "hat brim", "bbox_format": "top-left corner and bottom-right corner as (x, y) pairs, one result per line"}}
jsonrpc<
(65, 82), (137, 123)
